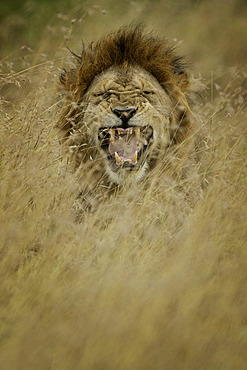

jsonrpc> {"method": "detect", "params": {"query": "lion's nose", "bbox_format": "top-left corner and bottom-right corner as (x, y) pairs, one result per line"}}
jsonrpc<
(112, 107), (137, 127)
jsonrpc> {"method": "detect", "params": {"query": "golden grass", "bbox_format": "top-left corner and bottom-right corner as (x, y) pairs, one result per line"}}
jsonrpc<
(0, 0), (247, 369)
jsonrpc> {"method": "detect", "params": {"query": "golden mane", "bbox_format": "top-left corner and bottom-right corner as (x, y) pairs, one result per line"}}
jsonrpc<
(60, 26), (189, 97)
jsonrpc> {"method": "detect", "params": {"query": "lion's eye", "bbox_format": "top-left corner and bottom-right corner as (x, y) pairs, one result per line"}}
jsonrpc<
(95, 92), (110, 99)
(143, 91), (153, 95)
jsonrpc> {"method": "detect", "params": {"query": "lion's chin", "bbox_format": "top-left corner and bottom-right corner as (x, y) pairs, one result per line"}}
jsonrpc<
(105, 161), (149, 185)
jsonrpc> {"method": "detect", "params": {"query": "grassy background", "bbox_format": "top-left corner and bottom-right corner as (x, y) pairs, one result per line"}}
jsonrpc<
(1, 0), (247, 369)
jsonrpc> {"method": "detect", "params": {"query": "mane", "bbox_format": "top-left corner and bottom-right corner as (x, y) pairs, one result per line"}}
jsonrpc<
(60, 26), (188, 97)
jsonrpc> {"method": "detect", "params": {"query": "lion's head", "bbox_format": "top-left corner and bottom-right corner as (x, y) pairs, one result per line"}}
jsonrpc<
(58, 27), (197, 186)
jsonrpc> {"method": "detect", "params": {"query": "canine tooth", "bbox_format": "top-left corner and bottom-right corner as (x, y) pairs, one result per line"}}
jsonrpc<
(109, 128), (115, 143)
(134, 127), (140, 143)
(131, 151), (137, 164)
(129, 128), (133, 135)
(115, 152), (122, 165)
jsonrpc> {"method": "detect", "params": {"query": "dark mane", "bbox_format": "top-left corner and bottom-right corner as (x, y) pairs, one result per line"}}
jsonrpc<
(60, 26), (188, 96)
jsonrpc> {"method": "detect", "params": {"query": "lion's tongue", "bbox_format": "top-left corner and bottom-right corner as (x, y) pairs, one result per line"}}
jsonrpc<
(109, 135), (138, 165)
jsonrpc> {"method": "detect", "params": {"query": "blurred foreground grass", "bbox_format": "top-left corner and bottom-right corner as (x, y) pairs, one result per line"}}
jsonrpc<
(0, 0), (247, 369)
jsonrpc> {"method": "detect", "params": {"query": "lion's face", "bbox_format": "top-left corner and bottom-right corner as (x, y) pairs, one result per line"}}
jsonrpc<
(59, 28), (195, 190)
(82, 65), (174, 184)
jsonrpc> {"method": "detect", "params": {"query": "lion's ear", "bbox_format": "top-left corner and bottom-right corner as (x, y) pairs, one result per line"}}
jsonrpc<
(172, 57), (190, 92)
(59, 69), (77, 91)
(175, 70), (190, 92)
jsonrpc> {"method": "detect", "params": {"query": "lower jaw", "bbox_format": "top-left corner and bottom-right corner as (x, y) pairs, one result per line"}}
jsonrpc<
(105, 145), (150, 172)
(105, 161), (148, 185)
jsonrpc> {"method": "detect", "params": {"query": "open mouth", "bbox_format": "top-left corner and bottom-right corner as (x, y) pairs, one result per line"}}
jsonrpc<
(98, 126), (153, 168)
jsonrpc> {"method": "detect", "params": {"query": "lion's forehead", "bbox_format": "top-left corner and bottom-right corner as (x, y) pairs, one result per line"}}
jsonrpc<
(103, 75), (147, 92)
(89, 65), (164, 95)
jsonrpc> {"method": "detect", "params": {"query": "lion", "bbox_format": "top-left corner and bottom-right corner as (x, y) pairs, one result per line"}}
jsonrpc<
(58, 27), (199, 207)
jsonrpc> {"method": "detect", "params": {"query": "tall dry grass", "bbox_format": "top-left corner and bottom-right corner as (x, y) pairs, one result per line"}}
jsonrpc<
(0, 0), (247, 369)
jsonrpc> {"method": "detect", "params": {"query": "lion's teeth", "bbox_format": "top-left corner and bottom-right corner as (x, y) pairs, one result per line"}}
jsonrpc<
(116, 128), (133, 135)
(115, 152), (122, 165)
(131, 151), (137, 164)
(109, 128), (115, 143)
(134, 127), (140, 144)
